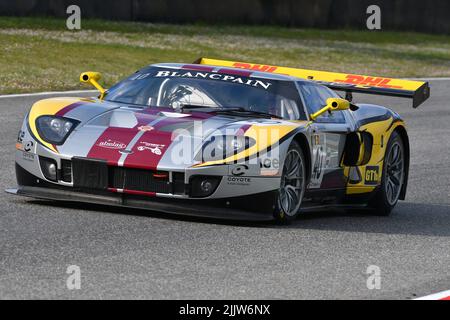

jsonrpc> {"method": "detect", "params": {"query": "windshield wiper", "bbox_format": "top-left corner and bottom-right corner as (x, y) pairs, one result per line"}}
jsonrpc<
(179, 104), (215, 110)
(178, 105), (282, 119)
(214, 107), (282, 119)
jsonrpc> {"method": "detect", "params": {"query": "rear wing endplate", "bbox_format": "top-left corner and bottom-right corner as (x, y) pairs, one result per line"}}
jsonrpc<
(195, 58), (430, 108)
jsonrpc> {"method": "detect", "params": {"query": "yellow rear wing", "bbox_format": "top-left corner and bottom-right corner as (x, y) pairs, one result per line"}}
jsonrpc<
(195, 58), (430, 108)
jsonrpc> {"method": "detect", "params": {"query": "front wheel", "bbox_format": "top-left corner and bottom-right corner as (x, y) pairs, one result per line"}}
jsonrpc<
(274, 141), (307, 224)
(369, 131), (405, 216)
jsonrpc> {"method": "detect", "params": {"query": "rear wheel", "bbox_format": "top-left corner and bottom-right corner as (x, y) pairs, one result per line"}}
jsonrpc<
(370, 131), (405, 216)
(274, 141), (306, 224)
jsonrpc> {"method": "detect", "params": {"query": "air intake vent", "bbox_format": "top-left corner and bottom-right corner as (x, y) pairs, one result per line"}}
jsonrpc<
(109, 167), (171, 194)
(61, 159), (72, 183)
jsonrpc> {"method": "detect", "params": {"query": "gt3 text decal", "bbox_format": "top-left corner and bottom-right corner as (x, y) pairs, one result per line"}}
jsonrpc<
(365, 166), (380, 185)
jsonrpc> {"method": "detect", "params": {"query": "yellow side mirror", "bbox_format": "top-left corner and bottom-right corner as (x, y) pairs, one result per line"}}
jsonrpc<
(310, 98), (350, 120)
(80, 72), (106, 98)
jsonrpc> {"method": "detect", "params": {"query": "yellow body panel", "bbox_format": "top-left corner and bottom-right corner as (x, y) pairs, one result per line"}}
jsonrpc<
(28, 97), (83, 153)
(345, 118), (406, 194)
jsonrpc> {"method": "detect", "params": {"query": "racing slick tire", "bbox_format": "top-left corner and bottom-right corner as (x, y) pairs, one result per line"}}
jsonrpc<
(274, 141), (307, 224)
(369, 131), (405, 216)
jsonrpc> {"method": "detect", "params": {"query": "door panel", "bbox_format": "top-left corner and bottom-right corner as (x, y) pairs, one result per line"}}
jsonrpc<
(297, 83), (351, 191)
(308, 123), (349, 190)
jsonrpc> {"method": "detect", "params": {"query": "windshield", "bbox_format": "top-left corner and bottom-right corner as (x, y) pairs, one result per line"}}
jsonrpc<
(105, 67), (305, 120)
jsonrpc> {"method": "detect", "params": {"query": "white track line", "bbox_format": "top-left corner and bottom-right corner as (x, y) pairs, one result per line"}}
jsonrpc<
(0, 90), (97, 99)
(415, 290), (450, 300)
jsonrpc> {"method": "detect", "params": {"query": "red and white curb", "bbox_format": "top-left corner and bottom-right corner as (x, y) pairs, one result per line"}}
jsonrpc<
(415, 290), (450, 300)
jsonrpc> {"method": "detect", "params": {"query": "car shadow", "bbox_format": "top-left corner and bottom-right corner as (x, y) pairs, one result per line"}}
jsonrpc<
(25, 199), (268, 228)
(290, 202), (450, 237)
(25, 199), (450, 236)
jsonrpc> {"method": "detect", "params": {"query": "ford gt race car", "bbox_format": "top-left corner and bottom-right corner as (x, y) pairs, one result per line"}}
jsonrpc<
(7, 58), (430, 223)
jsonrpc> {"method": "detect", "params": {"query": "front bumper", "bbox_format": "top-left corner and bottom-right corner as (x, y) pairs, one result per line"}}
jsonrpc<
(8, 163), (277, 221)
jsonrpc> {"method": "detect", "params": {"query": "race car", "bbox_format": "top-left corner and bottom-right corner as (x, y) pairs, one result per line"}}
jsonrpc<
(7, 58), (430, 223)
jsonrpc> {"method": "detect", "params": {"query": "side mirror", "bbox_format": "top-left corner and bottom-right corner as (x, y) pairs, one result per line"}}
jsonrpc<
(310, 98), (350, 120)
(80, 71), (106, 98)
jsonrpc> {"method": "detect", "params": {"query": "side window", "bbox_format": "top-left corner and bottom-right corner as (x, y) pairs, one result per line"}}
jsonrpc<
(299, 83), (346, 123)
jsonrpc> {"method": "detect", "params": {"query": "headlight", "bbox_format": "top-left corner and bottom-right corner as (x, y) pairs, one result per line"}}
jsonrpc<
(36, 116), (80, 145)
(197, 135), (256, 162)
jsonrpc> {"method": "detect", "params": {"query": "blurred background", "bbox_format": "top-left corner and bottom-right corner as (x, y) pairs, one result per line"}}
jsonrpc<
(1, 0), (450, 33)
(0, 0), (449, 94)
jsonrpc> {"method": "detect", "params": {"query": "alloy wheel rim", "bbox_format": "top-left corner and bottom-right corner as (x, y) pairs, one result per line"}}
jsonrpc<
(278, 149), (305, 216)
(385, 141), (404, 206)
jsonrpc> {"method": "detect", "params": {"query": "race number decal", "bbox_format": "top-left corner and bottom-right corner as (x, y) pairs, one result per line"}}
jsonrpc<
(308, 134), (327, 189)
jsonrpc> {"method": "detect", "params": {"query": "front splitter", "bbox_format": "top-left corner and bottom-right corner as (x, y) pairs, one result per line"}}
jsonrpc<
(6, 186), (275, 222)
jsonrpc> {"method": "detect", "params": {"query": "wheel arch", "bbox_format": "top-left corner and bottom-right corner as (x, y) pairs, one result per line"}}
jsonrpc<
(393, 125), (410, 200)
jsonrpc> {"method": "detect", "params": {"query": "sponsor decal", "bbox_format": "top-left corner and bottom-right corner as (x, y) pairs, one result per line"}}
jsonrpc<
(260, 158), (279, 176)
(229, 164), (260, 176)
(334, 75), (403, 89)
(313, 134), (320, 145)
(232, 62), (278, 73)
(24, 141), (34, 153)
(18, 140), (35, 161)
(138, 125), (154, 132)
(17, 130), (25, 143)
(365, 166), (379, 185)
(312, 146), (324, 180)
(227, 176), (252, 186)
(22, 151), (35, 161)
(261, 169), (279, 176)
(137, 142), (165, 155)
(260, 158), (279, 169)
(153, 70), (273, 90)
(231, 164), (249, 176)
(308, 134), (328, 189)
(97, 139), (127, 150)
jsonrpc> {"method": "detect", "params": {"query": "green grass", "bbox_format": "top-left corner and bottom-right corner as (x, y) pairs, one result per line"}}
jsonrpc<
(1, 16), (450, 94)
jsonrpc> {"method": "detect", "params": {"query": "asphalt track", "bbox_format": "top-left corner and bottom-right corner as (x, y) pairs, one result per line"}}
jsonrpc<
(0, 81), (449, 300)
